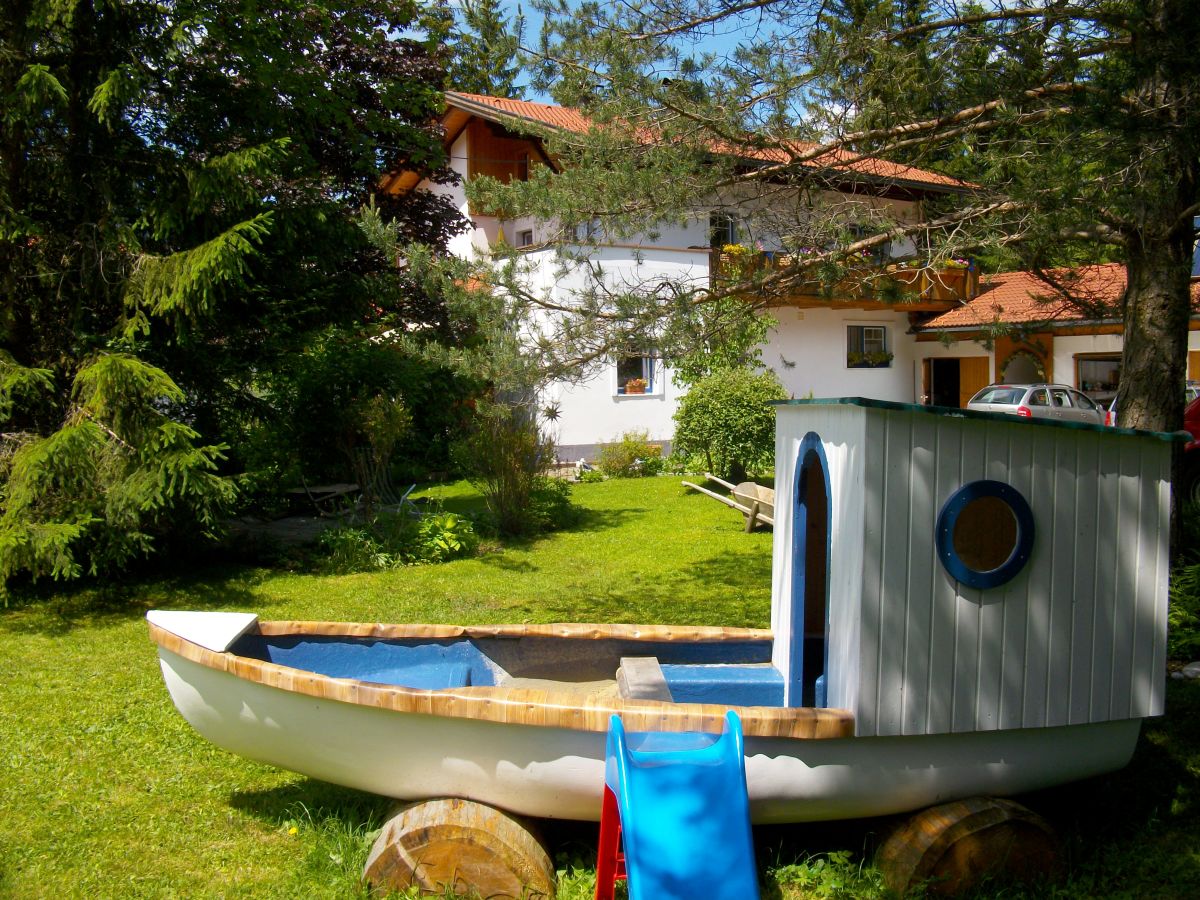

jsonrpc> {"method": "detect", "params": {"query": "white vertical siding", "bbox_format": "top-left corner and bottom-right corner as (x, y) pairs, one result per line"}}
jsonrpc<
(773, 401), (1171, 739)
(771, 405), (866, 713)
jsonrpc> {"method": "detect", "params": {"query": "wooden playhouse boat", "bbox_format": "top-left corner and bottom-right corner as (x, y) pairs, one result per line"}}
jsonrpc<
(149, 398), (1177, 893)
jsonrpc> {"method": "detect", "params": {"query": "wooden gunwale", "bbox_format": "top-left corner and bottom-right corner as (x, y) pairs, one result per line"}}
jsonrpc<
(148, 620), (854, 740)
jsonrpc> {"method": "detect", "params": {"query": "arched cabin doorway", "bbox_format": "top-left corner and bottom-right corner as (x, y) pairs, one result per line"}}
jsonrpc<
(789, 433), (831, 707)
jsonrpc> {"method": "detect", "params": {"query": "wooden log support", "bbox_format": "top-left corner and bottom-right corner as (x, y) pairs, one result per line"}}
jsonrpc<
(744, 500), (760, 533)
(875, 796), (1061, 896)
(363, 798), (555, 898)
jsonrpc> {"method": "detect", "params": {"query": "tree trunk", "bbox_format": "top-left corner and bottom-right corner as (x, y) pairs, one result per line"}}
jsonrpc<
(1117, 235), (1192, 434)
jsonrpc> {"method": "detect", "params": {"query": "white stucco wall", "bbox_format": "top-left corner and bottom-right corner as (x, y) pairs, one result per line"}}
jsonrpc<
(521, 243), (709, 452)
(762, 306), (925, 403)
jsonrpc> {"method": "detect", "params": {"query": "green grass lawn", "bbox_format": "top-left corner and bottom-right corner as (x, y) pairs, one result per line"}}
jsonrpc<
(2, 477), (1199, 898)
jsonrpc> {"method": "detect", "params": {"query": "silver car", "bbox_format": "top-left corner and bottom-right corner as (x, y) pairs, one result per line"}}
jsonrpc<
(966, 383), (1106, 424)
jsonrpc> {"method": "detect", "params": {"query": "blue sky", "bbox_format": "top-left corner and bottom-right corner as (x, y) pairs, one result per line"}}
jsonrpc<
(486, 1), (772, 101)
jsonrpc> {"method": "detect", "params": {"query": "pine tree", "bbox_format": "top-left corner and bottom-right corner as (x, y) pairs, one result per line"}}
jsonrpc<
(0, 0), (463, 590)
(491, 0), (1200, 433)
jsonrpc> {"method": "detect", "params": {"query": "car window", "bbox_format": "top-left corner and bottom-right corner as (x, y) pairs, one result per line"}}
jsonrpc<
(1028, 389), (1050, 406)
(1073, 392), (1098, 412)
(972, 387), (1024, 405)
(1051, 389), (1072, 407)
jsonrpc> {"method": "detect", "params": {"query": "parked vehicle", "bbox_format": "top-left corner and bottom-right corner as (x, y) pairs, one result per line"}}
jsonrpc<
(966, 383), (1106, 424)
(1182, 395), (1200, 506)
(1106, 382), (1200, 427)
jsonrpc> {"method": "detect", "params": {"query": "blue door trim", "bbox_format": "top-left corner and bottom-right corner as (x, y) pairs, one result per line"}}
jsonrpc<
(789, 432), (832, 707)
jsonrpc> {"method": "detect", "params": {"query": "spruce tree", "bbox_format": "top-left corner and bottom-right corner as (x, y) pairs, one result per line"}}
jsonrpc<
(483, 0), (1199, 434)
(0, 0), (463, 590)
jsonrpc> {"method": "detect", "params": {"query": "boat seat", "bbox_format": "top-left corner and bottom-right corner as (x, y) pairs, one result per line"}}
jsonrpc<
(659, 663), (785, 706)
(617, 657), (674, 701)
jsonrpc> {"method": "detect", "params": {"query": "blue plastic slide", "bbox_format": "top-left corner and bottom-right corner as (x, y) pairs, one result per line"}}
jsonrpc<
(600, 711), (759, 900)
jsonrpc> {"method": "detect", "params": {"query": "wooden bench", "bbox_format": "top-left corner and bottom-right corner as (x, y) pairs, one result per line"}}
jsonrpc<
(285, 482), (360, 516)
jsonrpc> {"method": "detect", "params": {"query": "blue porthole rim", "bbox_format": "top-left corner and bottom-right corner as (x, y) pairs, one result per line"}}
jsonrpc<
(935, 479), (1035, 589)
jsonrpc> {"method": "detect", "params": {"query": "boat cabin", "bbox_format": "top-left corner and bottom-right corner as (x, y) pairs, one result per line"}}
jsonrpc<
(770, 398), (1173, 736)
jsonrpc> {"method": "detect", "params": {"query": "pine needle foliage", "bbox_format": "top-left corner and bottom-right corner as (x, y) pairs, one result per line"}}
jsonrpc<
(0, 0), (462, 589)
(126, 213), (274, 323)
(0, 353), (233, 593)
(504, 0), (1200, 433)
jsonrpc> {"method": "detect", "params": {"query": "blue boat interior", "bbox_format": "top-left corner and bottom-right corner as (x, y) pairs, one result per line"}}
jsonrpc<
(229, 431), (835, 710)
(230, 633), (796, 704)
(231, 635), (498, 689)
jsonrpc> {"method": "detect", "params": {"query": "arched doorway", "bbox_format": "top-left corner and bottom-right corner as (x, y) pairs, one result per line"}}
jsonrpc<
(789, 433), (831, 707)
(1001, 351), (1044, 384)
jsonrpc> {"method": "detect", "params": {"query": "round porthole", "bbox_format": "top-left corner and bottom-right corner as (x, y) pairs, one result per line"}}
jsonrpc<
(936, 480), (1034, 589)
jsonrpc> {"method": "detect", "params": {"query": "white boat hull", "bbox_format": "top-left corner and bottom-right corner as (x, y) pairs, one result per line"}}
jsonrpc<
(159, 647), (1141, 823)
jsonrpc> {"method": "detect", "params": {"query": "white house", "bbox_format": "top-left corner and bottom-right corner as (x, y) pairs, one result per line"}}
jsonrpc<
(391, 93), (1200, 458)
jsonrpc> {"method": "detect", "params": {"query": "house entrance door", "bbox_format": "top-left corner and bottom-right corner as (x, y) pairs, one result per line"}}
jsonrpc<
(928, 357), (990, 407)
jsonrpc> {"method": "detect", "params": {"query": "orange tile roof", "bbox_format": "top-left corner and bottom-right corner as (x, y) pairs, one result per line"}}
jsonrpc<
(923, 263), (1200, 329)
(445, 92), (969, 192)
(448, 92), (593, 134)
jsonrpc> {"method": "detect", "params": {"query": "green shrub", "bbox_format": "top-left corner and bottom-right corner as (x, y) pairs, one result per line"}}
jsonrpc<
(1169, 562), (1200, 660)
(529, 478), (582, 532)
(671, 369), (788, 482)
(454, 400), (572, 537)
(597, 431), (664, 478)
(316, 507), (477, 572)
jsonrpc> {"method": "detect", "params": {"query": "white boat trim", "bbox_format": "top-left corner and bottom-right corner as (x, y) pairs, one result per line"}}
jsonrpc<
(145, 610), (259, 653)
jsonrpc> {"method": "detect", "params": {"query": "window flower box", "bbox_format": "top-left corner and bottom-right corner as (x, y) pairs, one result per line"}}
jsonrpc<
(847, 350), (894, 369)
(624, 378), (647, 394)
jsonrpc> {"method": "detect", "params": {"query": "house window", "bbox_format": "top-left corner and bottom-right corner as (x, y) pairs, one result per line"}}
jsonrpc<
(847, 325), (891, 368)
(709, 212), (739, 248)
(1076, 354), (1120, 402)
(517, 229), (534, 248)
(616, 355), (656, 395)
(572, 218), (602, 241)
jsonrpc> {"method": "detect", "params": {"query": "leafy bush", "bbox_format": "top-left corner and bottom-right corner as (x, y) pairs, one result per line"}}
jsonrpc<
(529, 477), (582, 531)
(317, 507), (477, 573)
(1169, 562), (1200, 660)
(671, 369), (788, 482)
(257, 333), (477, 494)
(597, 431), (664, 478)
(454, 400), (567, 537)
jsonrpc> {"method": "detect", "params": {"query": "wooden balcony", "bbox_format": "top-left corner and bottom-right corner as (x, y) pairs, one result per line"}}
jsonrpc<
(711, 251), (980, 310)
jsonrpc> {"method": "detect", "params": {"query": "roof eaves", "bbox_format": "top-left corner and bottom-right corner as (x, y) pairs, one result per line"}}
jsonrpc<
(444, 92), (576, 136)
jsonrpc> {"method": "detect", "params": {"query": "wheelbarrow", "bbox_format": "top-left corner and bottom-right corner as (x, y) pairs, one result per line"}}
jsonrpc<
(681, 472), (774, 531)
